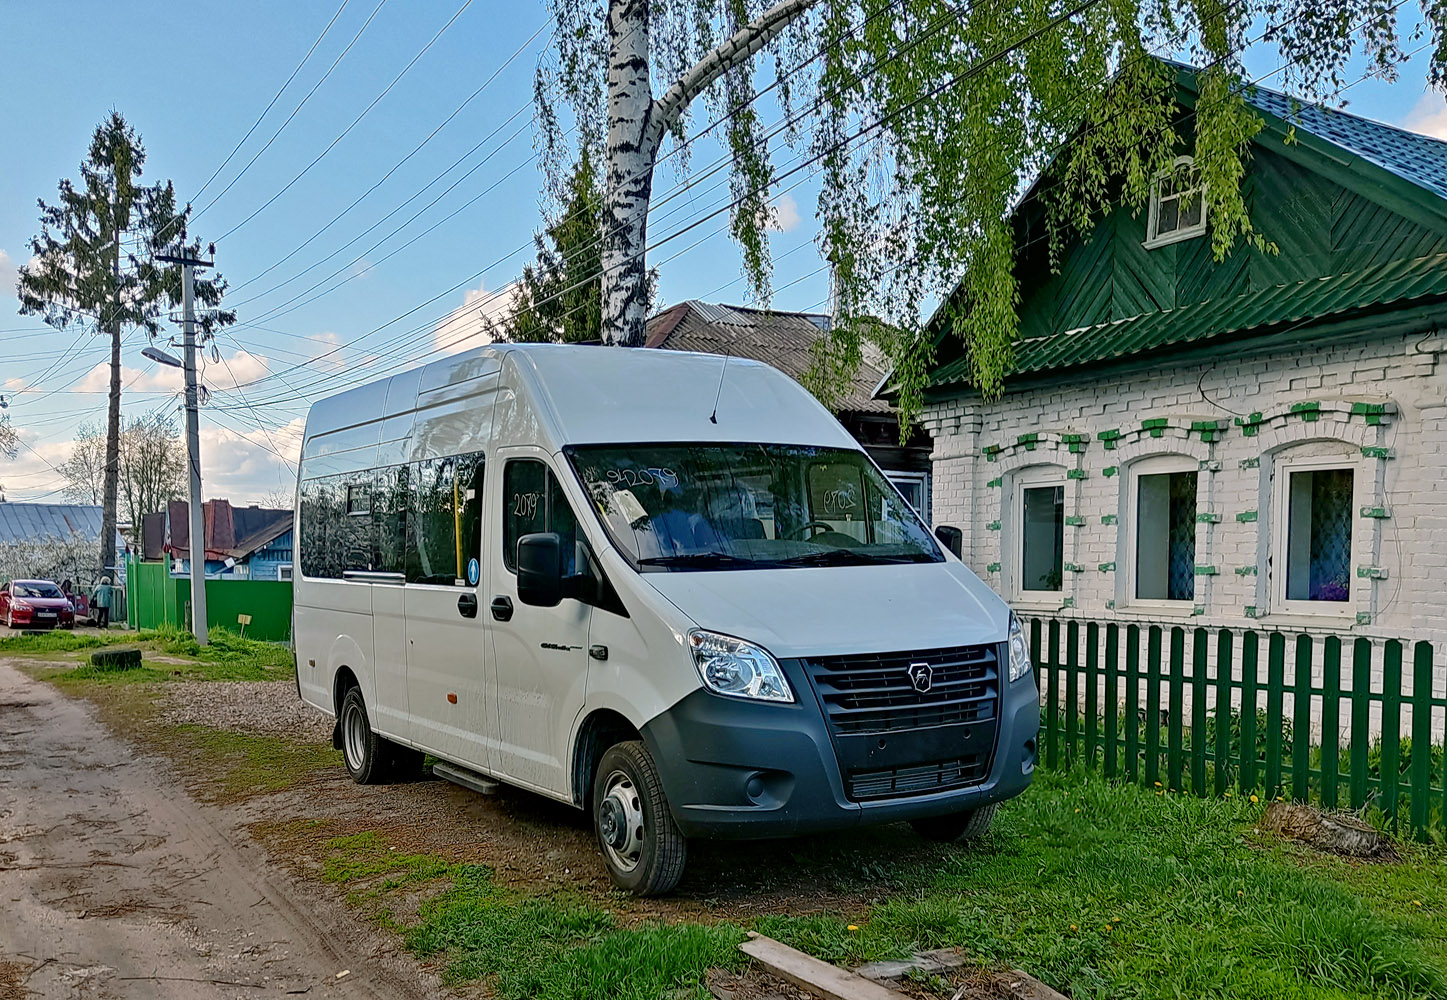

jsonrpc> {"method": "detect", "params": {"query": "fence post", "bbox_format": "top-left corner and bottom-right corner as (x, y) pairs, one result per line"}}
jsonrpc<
(1104, 624), (1119, 780)
(1066, 621), (1080, 769)
(1241, 631), (1259, 793)
(1125, 624), (1141, 782)
(1320, 636), (1341, 810)
(1350, 638), (1372, 810)
(1085, 622), (1100, 772)
(1168, 627), (1185, 792)
(1214, 629), (1233, 797)
(1381, 640), (1403, 830)
(1293, 635), (1313, 802)
(1192, 627), (1208, 796)
(1146, 626), (1163, 787)
(1410, 641), (1433, 837)
(1266, 633), (1286, 799)
(1046, 618), (1061, 770)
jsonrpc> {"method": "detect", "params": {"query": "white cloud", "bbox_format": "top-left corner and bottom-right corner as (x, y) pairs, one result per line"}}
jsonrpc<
(198, 416), (305, 504)
(64, 347), (272, 396)
(1401, 93), (1447, 140)
(769, 192), (803, 233)
(431, 279), (517, 356)
(0, 250), (18, 299)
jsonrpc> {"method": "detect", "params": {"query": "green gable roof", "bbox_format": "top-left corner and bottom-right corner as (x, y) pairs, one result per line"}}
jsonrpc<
(921, 61), (1447, 393)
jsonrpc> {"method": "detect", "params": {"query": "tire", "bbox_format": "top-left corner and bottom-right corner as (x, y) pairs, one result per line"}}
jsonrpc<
(386, 743), (425, 781)
(910, 803), (999, 843)
(591, 741), (687, 896)
(338, 687), (390, 785)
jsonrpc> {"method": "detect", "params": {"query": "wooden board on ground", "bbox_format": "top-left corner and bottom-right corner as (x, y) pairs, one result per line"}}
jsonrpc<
(739, 933), (908, 1000)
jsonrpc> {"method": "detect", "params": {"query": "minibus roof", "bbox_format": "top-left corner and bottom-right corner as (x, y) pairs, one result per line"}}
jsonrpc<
(306, 343), (862, 450)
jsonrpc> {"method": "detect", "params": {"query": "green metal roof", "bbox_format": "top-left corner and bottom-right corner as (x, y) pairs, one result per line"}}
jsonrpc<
(919, 59), (1447, 393)
(926, 251), (1447, 388)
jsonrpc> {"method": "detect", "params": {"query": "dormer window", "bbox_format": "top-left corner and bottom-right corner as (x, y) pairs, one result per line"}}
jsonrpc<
(1145, 155), (1207, 248)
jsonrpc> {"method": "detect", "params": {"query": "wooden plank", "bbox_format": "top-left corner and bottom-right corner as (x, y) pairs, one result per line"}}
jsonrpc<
(1265, 633), (1286, 799)
(1410, 641), (1434, 836)
(1046, 619), (1061, 770)
(1104, 624), (1119, 779)
(1066, 621), (1080, 767)
(1191, 627), (1208, 796)
(1168, 627), (1185, 792)
(1214, 629), (1233, 797)
(1085, 622), (1100, 771)
(1382, 641), (1403, 829)
(740, 934), (907, 1000)
(1241, 631), (1259, 793)
(1320, 636), (1341, 810)
(1125, 624), (1141, 782)
(1293, 635), (1313, 802)
(1349, 638), (1373, 810)
(1146, 626), (1163, 787)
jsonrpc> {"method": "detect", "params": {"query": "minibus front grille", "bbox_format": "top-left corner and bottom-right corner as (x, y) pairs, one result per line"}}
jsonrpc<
(804, 645), (1000, 736)
(846, 755), (989, 800)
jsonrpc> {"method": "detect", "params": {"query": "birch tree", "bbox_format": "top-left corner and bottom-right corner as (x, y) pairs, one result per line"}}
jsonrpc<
(537, 0), (1443, 414)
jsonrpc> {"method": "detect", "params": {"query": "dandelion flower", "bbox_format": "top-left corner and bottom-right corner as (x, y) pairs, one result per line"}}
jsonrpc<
(1412, 901), (1422, 907)
(1237, 890), (1245, 897)
(1154, 781), (1163, 787)
(847, 925), (859, 931)
(1070, 924), (1078, 932)
(1074, 808), (1081, 814)
(1250, 794), (1259, 803)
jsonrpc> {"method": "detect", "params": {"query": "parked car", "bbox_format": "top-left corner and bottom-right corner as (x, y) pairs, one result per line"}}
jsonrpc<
(294, 344), (1039, 895)
(1, 579), (76, 630)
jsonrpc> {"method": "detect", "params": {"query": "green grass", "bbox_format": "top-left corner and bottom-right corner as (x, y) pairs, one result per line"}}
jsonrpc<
(7, 623), (294, 684)
(317, 769), (1447, 1000)
(168, 724), (339, 800)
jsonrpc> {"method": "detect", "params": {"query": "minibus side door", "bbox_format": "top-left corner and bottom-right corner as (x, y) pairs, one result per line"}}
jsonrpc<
(403, 452), (490, 769)
(486, 452), (591, 796)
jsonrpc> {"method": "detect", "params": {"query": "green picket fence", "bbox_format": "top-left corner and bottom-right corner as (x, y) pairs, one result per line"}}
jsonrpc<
(1026, 617), (1447, 841)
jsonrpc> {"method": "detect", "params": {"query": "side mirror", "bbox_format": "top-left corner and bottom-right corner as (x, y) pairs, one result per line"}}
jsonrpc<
(934, 524), (963, 559)
(517, 532), (564, 607)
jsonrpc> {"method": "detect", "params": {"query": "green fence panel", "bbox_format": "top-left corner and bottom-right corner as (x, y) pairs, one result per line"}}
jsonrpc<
(1320, 636), (1341, 810)
(1214, 629), (1233, 797)
(1293, 635), (1313, 802)
(1066, 621), (1080, 768)
(1104, 623), (1119, 780)
(1167, 627), (1185, 792)
(1382, 641), (1403, 828)
(1045, 619), (1060, 770)
(1266, 633), (1286, 798)
(204, 579), (293, 641)
(1410, 641), (1434, 835)
(1125, 625), (1141, 782)
(1350, 638), (1372, 810)
(1192, 627), (1208, 796)
(1085, 622), (1099, 770)
(1145, 626), (1163, 787)
(1241, 631), (1259, 793)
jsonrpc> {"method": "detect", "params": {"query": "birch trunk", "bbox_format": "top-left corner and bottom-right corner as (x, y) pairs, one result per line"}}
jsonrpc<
(600, 0), (821, 347)
(100, 222), (121, 579)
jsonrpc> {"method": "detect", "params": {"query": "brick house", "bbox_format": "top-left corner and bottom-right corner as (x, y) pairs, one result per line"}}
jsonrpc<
(915, 62), (1447, 651)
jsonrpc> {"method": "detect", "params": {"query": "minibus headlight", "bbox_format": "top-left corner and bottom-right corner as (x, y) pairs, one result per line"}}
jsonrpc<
(687, 630), (794, 703)
(1007, 612), (1033, 683)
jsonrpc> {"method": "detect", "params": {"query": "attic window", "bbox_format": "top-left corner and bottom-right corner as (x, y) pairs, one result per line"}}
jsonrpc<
(1145, 155), (1207, 248)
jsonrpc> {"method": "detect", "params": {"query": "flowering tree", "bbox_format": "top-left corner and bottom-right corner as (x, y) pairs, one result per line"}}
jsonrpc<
(0, 531), (103, 593)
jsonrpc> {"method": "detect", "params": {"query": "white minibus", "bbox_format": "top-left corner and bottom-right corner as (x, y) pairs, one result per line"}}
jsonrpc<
(294, 344), (1038, 895)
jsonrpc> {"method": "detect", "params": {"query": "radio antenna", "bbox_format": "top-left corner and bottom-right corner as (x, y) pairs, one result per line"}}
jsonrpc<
(708, 349), (730, 424)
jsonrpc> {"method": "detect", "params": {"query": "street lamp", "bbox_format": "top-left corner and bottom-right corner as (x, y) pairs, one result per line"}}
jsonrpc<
(141, 345), (182, 368)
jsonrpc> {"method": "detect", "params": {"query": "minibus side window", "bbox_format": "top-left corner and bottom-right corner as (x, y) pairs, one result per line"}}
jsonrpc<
(503, 459), (579, 574)
(407, 453), (485, 586)
(300, 475), (345, 579)
(375, 465), (409, 575)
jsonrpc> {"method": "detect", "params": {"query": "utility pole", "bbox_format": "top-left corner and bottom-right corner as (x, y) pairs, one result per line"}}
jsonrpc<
(157, 246), (215, 646)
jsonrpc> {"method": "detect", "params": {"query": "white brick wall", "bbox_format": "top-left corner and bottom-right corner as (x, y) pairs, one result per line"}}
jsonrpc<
(922, 328), (1447, 645)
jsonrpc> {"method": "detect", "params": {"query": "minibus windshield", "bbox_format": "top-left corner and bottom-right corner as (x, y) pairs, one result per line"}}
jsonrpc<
(565, 443), (942, 571)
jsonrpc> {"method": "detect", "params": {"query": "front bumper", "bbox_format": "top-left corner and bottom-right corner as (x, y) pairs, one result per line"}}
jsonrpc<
(639, 655), (1039, 839)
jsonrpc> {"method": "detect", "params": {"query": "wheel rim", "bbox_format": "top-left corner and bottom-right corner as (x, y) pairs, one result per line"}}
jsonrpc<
(342, 701), (367, 772)
(597, 768), (645, 874)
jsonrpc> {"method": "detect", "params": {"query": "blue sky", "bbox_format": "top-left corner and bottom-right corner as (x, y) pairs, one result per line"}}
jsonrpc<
(2, 1), (1446, 505)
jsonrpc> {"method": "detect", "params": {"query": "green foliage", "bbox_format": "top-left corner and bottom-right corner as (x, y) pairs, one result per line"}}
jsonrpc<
(535, 0), (1431, 415)
(18, 111), (234, 341)
(496, 152), (654, 343)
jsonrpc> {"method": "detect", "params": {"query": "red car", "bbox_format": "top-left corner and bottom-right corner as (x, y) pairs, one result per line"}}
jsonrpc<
(1, 579), (76, 630)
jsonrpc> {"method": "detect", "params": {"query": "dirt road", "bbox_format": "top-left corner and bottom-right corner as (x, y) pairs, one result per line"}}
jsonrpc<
(0, 659), (445, 999)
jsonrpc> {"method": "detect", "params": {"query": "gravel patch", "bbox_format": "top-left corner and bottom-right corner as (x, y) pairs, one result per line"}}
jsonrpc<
(159, 681), (333, 743)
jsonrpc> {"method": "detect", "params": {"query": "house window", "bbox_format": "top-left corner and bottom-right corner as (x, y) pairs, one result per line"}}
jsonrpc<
(1131, 464), (1197, 602)
(1145, 156), (1207, 248)
(886, 471), (931, 524)
(278, 564), (294, 581)
(1283, 467), (1353, 603)
(1015, 473), (1065, 594)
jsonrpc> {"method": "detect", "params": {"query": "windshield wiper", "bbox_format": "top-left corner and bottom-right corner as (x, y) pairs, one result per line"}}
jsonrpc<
(774, 550), (931, 567)
(636, 552), (764, 570)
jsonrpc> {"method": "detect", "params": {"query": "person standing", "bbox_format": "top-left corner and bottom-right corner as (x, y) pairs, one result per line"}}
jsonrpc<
(92, 577), (113, 629)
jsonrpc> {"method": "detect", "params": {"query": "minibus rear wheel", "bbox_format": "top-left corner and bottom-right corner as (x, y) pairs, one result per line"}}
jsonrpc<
(591, 741), (686, 896)
(339, 687), (391, 785)
(910, 804), (998, 843)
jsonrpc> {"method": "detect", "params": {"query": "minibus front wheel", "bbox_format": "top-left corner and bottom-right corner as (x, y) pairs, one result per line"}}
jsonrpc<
(591, 741), (687, 896)
(910, 803), (998, 843)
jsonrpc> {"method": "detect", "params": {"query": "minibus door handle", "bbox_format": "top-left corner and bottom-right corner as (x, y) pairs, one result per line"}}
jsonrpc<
(457, 593), (479, 619)
(489, 596), (513, 622)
